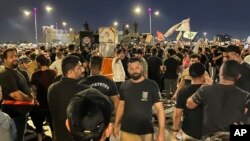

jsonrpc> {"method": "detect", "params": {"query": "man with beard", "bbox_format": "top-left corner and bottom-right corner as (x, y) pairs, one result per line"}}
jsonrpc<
(0, 48), (35, 141)
(113, 57), (165, 141)
(48, 55), (89, 141)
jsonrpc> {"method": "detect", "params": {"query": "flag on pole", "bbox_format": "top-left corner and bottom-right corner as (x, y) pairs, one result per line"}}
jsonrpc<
(156, 31), (165, 42)
(183, 31), (197, 40)
(164, 23), (182, 38)
(176, 32), (183, 41)
(176, 18), (190, 31)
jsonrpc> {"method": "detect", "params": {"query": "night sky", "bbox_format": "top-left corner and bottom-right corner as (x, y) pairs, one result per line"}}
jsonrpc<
(0, 0), (249, 42)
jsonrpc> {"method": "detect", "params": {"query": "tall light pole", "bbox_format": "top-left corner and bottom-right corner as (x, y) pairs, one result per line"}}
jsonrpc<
(34, 8), (38, 44)
(147, 8), (152, 33)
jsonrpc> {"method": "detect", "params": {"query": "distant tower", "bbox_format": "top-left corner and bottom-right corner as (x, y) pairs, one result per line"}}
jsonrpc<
(83, 21), (90, 31)
(134, 21), (138, 33)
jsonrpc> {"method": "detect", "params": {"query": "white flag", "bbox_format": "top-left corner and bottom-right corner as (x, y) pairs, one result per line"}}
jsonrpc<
(176, 32), (183, 41)
(164, 23), (181, 38)
(247, 36), (250, 44)
(183, 31), (197, 40)
(176, 18), (190, 31)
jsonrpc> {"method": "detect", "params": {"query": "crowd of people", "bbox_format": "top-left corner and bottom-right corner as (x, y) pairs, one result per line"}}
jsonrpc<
(0, 40), (250, 141)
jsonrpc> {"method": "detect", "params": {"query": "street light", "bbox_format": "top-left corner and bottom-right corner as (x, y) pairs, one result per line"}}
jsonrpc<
(134, 7), (159, 33)
(23, 5), (53, 44)
(154, 11), (160, 16)
(45, 6), (53, 13)
(203, 32), (207, 39)
(125, 24), (129, 28)
(62, 22), (67, 27)
(113, 21), (118, 27)
(69, 28), (73, 32)
(134, 6), (142, 14)
(23, 10), (31, 16)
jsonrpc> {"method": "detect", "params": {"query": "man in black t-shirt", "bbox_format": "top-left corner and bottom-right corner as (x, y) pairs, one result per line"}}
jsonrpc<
(163, 48), (179, 99)
(187, 60), (250, 137)
(48, 56), (89, 141)
(78, 56), (119, 110)
(113, 57), (165, 141)
(147, 48), (163, 90)
(173, 63), (211, 140)
(0, 48), (35, 141)
(222, 45), (250, 93)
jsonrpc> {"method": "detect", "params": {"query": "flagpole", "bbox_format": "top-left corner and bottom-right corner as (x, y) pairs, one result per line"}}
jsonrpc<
(189, 18), (192, 48)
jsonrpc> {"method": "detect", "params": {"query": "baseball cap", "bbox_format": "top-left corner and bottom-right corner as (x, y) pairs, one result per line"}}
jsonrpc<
(67, 88), (114, 141)
(19, 56), (30, 64)
(224, 45), (241, 54)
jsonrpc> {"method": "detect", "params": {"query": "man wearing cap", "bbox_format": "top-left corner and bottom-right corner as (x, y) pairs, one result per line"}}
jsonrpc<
(48, 55), (89, 141)
(17, 56), (30, 85)
(222, 45), (250, 93)
(65, 88), (114, 141)
(114, 57), (165, 141)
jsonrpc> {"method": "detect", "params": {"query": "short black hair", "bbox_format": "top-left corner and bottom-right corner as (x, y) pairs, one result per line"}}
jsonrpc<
(167, 48), (176, 56)
(128, 57), (142, 64)
(2, 48), (16, 60)
(221, 60), (241, 81)
(189, 63), (206, 78)
(190, 53), (201, 61)
(62, 55), (80, 76)
(67, 88), (114, 141)
(135, 48), (143, 55)
(115, 48), (124, 55)
(151, 48), (158, 55)
(40, 46), (46, 51)
(90, 56), (103, 71)
(36, 54), (50, 66)
(29, 53), (37, 61)
(68, 44), (76, 52)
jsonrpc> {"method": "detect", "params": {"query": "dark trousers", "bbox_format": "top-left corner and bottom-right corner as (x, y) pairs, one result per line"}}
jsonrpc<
(30, 106), (53, 133)
(13, 115), (27, 141)
(164, 78), (178, 99)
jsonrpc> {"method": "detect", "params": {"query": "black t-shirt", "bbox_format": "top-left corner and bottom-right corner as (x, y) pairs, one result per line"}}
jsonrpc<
(212, 50), (222, 67)
(200, 54), (208, 66)
(48, 77), (90, 141)
(192, 84), (250, 136)
(147, 56), (162, 80)
(78, 75), (118, 97)
(164, 57), (179, 79)
(175, 84), (203, 139)
(0, 67), (31, 117)
(17, 68), (30, 85)
(120, 79), (161, 134)
(235, 62), (250, 93)
(31, 69), (57, 109)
